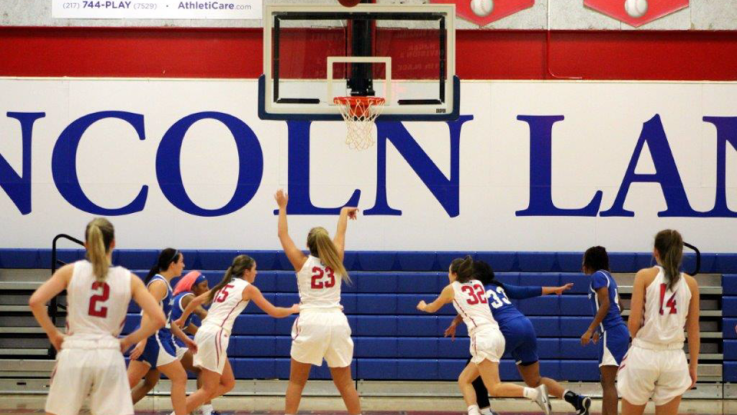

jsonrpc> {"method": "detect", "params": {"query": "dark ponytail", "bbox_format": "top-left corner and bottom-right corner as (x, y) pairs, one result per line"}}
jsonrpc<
(474, 260), (503, 289)
(450, 255), (475, 283)
(145, 248), (181, 285)
(654, 229), (684, 291)
(208, 255), (255, 303)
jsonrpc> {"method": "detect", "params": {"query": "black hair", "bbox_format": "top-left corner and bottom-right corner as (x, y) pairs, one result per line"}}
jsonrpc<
(474, 260), (504, 289)
(583, 246), (610, 273)
(145, 248), (181, 284)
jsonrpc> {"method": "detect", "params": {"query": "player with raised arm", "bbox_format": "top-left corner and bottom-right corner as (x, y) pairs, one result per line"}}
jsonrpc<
(274, 190), (362, 415)
(618, 230), (700, 415)
(580, 246), (630, 415)
(29, 218), (166, 415)
(126, 249), (196, 415)
(418, 256), (552, 415)
(445, 260), (591, 415)
(176, 255), (299, 413)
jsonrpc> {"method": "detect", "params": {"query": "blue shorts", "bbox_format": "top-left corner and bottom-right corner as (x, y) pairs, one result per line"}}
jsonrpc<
(599, 323), (630, 367)
(137, 329), (178, 368)
(499, 317), (538, 366)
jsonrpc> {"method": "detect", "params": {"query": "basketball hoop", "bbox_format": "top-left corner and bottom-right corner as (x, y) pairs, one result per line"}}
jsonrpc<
(334, 96), (385, 150)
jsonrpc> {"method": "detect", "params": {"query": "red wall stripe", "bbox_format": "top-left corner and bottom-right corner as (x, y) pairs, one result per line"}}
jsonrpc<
(0, 27), (736, 81)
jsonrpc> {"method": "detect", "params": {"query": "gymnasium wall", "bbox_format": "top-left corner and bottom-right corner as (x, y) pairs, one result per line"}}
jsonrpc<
(0, 78), (735, 252)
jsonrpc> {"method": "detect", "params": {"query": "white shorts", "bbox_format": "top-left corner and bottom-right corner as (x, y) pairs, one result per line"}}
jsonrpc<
(46, 338), (133, 415)
(291, 309), (353, 368)
(176, 346), (188, 360)
(617, 341), (691, 406)
(193, 325), (230, 375)
(470, 326), (505, 365)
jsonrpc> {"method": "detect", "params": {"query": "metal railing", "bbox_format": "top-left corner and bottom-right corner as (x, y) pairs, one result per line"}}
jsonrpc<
(48, 234), (84, 357)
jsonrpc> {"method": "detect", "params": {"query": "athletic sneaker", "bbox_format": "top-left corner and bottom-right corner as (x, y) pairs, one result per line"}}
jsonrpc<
(577, 396), (592, 415)
(533, 384), (551, 415)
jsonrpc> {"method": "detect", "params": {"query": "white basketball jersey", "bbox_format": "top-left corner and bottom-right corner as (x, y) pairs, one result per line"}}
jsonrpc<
(66, 260), (132, 338)
(636, 267), (692, 345)
(451, 280), (498, 335)
(202, 278), (250, 332)
(296, 255), (343, 310)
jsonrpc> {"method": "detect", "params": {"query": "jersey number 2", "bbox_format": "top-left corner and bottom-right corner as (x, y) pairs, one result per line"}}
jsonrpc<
(659, 283), (677, 315)
(88, 282), (110, 318)
(311, 267), (336, 289)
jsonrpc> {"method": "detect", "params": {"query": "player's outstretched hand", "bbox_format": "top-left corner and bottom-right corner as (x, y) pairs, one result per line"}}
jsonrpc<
(416, 300), (427, 312)
(553, 283), (574, 295)
(342, 207), (359, 220)
(275, 189), (288, 209)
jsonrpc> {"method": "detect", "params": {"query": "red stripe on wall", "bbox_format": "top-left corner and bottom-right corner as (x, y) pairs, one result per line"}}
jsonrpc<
(0, 27), (736, 80)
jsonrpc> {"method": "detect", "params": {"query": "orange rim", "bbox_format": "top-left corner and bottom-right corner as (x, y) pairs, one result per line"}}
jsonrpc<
(334, 96), (385, 118)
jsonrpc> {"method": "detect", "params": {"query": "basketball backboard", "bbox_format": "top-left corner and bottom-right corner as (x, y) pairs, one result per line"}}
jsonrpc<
(258, 4), (459, 122)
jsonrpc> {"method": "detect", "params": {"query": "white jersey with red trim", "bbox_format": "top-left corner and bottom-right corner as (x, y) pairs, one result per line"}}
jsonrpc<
(636, 267), (692, 346)
(201, 278), (250, 332)
(297, 255), (342, 310)
(451, 280), (498, 336)
(66, 260), (132, 338)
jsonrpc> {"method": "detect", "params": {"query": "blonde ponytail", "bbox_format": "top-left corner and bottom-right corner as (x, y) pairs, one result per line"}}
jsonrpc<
(85, 218), (115, 282)
(654, 229), (684, 291)
(308, 227), (349, 283)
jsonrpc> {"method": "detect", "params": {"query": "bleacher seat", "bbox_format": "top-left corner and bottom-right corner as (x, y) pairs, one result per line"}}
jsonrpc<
(13, 248), (721, 382)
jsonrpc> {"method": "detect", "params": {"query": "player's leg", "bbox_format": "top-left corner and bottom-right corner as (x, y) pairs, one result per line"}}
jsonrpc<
(476, 359), (551, 415)
(621, 398), (647, 415)
(654, 396), (682, 415)
(127, 359), (152, 389)
(131, 369), (160, 404)
(285, 358), (312, 415)
(186, 368), (222, 414)
(600, 365), (619, 415)
(469, 356), (493, 414)
(329, 365), (361, 415)
(158, 360), (189, 415)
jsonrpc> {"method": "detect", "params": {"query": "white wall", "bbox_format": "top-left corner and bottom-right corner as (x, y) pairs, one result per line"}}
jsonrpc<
(0, 79), (735, 252)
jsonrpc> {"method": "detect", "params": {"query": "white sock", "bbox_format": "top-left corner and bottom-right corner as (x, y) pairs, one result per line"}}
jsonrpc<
(480, 408), (493, 415)
(200, 404), (213, 415)
(523, 387), (539, 400)
(467, 404), (481, 415)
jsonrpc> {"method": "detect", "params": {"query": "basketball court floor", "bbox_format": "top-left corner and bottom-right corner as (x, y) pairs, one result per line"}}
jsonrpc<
(0, 396), (733, 415)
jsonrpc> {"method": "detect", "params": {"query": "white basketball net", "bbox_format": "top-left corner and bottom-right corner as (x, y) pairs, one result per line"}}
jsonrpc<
(334, 97), (385, 150)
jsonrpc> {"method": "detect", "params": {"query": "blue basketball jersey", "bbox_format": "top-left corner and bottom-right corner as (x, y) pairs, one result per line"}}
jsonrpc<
(171, 292), (195, 330)
(147, 274), (173, 335)
(484, 283), (542, 326)
(588, 270), (625, 331)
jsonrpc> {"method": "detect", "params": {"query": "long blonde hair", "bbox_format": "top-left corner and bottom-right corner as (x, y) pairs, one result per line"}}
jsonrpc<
(655, 229), (684, 291)
(307, 227), (349, 283)
(85, 218), (115, 282)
